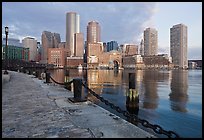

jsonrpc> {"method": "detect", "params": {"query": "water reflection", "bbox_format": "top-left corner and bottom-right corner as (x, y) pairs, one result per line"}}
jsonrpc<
(142, 70), (159, 109)
(169, 70), (188, 112)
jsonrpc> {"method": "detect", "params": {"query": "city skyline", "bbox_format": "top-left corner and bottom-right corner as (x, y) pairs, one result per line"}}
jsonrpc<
(2, 2), (202, 60)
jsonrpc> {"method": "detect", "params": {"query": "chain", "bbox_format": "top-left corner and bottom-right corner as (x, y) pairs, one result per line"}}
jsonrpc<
(82, 82), (180, 138)
(49, 75), (73, 86)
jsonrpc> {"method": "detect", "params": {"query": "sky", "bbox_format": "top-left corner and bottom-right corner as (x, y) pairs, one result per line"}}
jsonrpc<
(2, 2), (202, 60)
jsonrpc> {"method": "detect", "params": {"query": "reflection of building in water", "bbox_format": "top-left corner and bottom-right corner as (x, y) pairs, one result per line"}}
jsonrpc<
(50, 69), (65, 83)
(142, 70), (159, 109)
(169, 70), (188, 112)
(86, 70), (122, 102)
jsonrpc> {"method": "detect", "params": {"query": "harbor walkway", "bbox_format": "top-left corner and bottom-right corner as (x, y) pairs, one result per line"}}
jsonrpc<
(2, 71), (156, 138)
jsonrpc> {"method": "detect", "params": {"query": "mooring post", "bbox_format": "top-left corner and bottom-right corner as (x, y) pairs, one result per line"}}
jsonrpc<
(35, 70), (39, 78)
(45, 72), (51, 83)
(69, 78), (87, 102)
(28, 68), (32, 75)
(64, 69), (71, 90)
(126, 73), (139, 116)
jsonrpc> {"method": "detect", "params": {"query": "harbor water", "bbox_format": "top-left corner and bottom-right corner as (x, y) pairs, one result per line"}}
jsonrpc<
(49, 69), (202, 138)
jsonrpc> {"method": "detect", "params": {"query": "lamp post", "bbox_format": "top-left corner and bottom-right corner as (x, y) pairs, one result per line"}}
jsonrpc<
(4, 26), (9, 74)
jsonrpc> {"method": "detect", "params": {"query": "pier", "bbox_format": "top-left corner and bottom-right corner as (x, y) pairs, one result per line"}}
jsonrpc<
(2, 70), (156, 138)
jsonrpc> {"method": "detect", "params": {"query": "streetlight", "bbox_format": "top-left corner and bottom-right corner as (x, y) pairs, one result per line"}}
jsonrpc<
(4, 26), (9, 74)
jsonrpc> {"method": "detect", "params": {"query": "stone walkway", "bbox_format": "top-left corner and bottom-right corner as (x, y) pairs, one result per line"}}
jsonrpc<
(2, 71), (156, 138)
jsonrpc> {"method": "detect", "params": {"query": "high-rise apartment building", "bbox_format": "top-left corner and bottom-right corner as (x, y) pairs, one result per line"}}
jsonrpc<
(144, 28), (158, 56)
(41, 31), (61, 63)
(66, 12), (80, 56)
(107, 41), (118, 52)
(74, 33), (84, 57)
(22, 37), (37, 61)
(140, 39), (144, 56)
(170, 23), (188, 69)
(53, 33), (61, 48)
(87, 21), (101, 43)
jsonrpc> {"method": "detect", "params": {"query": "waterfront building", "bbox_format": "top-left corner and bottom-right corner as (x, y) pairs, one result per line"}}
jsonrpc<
(144, 28), (158, 56)
(124, 44), (139, 56)
(122, 55), (144, 69)
(41, 31), (61, 63)
(22, 37), (37, 61)
(170, 23), (188, 69)
(66, 12), (80, 56)
(53, 33), (61, 48)
(143, 54), (173, 69)
(107, 41), (118, 52)
(47, 47), (67, 68)
(87, 43), (102, 68)
(139, 39), (144, 56)
(36, 42), (42, 62)
(99, 50), (122, 69)
(87, 21), (101, 43)
(2, 45), (29, 61)
(2, 38), (23, 47)
(66, 56), (84, 68)
(74, 33), (84, 57)
(58, 42), (66, 48)
(188, 61), (197, 69)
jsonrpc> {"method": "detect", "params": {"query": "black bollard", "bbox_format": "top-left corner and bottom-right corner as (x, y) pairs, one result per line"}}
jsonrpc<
(69, 78), (87, 103)
(35, 70), (39, 78)
(64, 70), (71, 90)
(126, 73), (139, 124)
(45, 72), (51, 83)
(28, 68), (32, 75)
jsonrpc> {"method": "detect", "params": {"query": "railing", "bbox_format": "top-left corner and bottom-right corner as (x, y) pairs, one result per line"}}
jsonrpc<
(44, 72), (180, 138)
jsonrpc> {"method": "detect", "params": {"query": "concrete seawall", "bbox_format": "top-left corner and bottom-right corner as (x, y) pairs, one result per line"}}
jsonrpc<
(2, 71), (156, 138)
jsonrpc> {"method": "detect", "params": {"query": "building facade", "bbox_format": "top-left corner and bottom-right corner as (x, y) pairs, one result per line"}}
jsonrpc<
(66, 12), (80, 56)
(74, 33), (84, 57)
(2, 38), (23, 47)
(144, 28), (158, 56)
(139, 39), (144, 56)
(47, 47), (67, 68)
(22, 37), (37, 61)
(124, 44), (139, 56)
(41, 31), (61, 63)
(107, 41), (118, 52)
(170, 23), (188, 69)
(87, 21), (101, 43)
(2, 45), (29, 61)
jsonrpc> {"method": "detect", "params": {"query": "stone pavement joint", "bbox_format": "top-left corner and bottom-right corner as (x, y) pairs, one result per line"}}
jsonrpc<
(2, 71), (156, 138)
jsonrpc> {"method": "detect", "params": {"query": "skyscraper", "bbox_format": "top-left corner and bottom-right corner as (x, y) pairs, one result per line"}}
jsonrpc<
(74, 33), (84, 57)
(53, 33), (61, 48)
(22, 37), (37, 61)
(66, 12), (80, 56)
(140, 39), (144, 56)
(41, 31), (61, 63)
(144, 28), (158, 56)
(170, 23), (188, 69)
(107, 41), (118, 52)
(87, 21), (101, 43)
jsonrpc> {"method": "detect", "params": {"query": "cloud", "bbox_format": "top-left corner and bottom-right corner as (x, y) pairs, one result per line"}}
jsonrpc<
(2, 2), (157, 45)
